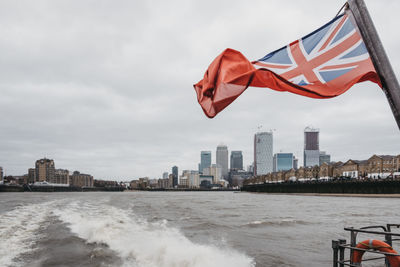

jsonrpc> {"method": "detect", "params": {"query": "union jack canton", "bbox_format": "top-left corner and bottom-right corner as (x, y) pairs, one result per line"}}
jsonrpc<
(253, 13), (374, 96)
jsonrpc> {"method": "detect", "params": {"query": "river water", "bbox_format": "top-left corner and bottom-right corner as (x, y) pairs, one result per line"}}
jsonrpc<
(0, 192), (398, 267)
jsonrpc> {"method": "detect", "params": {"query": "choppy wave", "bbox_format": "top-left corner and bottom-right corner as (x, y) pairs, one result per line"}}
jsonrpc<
(243, 218), (311, 227)
(54, 201), (255, 267)
(0, 201), (53, 267)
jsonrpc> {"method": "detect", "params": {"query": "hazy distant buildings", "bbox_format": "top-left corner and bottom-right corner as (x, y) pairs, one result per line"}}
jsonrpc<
(319, 151), (331, 165)
(293, 157), (298, 170)
(228, 169), (253, 187)
(254, 131), (273, 175)
(247, 164), (254, 174)
(199, 151), (211, 173)
(203, 164), (221, 183)
(216, 144), (229, 179)
(35, 158), (55, 182)
(273, 153), (294, 172)
(162, 172), (168, 179)
(0, 166), (3, 181)
(172, 166), (178, 187)
(199, 175), (213, 188)
(230, 151), (243, 170)
(304, 127), (320, 167)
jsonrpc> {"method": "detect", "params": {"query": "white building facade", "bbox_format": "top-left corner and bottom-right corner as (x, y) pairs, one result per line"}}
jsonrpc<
(254, 131), (273, 175)
(216, 144), (229, 180)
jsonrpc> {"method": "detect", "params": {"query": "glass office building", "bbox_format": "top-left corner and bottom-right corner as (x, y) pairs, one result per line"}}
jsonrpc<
(273, 153), (294, 172)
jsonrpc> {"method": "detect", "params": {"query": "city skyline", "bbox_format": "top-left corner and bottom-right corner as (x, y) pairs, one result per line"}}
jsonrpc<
(0, 0), (399, 179)
(0, 124), (398, 180)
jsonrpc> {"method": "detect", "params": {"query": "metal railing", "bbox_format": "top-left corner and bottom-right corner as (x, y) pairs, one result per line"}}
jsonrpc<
(332, 224), (400, 267)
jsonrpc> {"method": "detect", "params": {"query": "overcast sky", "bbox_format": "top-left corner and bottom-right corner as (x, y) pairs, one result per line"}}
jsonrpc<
(1, 0), (399, 180)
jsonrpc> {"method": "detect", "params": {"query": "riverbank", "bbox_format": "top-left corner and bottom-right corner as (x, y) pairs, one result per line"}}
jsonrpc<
(242, 180), (400, 194)
(249, 192), (400, 198)
(0, 184), (125, 192)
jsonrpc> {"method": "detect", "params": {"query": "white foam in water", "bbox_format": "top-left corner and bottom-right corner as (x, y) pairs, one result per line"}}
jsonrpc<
(54, 201), (255, 267)
(0, 202), (53, 267)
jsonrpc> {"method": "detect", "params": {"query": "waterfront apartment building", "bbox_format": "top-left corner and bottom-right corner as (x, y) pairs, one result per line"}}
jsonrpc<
(230, 151), (243, 170)
(304, 127), (320, 167)
(199, 151), (211, 173)
(254, 131), (273, 175)
(172, 166), (178, 187)
(216, 144), (229, 179)
(35, 158), (55, 182)
(28, 168), (35, 183)
(181, 170), (200, 188)
(53, 169), (69, 185)
(70, 171), (93, 187)
(273, 153), (294, 172)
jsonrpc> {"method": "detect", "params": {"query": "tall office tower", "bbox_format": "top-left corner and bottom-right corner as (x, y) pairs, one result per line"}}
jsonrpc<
(162, 172), (169, 179)
(200, 151), (211, 173)
(216, 144), (229, 179)
(172, 166), (178, 187)
(273, 153), (294, 172)
(230, 151), (243, 170)
(254, 131), (273, 175)
(319, 151), (331, 165)
(303, 127), (320, 167)
(35, 158), (55, 182)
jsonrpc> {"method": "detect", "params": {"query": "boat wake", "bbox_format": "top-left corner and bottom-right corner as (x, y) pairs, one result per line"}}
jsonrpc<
(53, 200), (255, 267)
(0, 202), (54, 267)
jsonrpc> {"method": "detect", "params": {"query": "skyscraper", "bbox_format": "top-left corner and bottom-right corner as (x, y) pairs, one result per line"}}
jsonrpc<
(304, 127), (320, 167)
(254, 131), (273, 175)
(199, 151), (211, 174)
(172, 166), (178, 187)
(230, 151), (243, 170)
(216, 144), (228, 179)
(162, 172), (168, 179)
(273, 153), (294, 172)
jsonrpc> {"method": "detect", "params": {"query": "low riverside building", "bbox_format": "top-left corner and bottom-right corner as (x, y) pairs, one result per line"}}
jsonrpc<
(178, 176), (189, 188)
(70, 171), (93, 187)
(130, 177), (149, 189)
(157, 178), (169, 189)
(245, 154), (400, 185)
(94, 179), (119, 187)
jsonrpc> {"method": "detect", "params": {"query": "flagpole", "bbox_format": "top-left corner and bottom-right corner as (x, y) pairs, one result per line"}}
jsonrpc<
(347, 0), (400, 130)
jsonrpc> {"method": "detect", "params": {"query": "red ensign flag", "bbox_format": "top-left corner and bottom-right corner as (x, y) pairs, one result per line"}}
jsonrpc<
(194, 12), (381, 118)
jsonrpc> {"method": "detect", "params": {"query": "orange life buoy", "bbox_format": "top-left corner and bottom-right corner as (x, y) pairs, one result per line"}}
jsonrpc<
(352, 239), (400, 267)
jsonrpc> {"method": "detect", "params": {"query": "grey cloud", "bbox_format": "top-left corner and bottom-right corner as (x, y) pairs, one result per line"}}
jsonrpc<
(1, 0), (399, 179)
